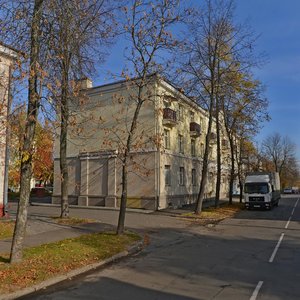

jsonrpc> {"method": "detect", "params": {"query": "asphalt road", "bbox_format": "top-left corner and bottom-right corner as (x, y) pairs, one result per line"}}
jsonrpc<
(19, 195), (300, 300)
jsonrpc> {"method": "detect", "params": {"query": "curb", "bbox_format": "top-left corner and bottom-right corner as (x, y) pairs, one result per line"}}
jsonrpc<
(0, 241), (143, 300)
(29, 202), (154, 214)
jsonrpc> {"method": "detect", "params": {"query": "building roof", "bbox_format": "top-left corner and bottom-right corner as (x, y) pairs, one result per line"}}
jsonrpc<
(84, 73), (208, 116)
(0, 41), (23, 59)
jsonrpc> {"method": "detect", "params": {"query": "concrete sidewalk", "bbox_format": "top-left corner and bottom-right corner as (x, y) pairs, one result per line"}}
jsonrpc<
(0, 217), (115, 254)
(1, 196), (241, 254)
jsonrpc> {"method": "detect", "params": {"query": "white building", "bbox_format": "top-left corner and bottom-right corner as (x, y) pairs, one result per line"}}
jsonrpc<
(52, 75), (231, 209)
(0, 42), (18, 217)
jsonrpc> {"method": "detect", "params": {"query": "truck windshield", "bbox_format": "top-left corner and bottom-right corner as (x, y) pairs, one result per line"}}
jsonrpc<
(244, 183), (269, 194)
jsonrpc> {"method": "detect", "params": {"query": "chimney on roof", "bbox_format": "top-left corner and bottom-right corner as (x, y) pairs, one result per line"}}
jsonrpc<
(79, 77), (93, 89)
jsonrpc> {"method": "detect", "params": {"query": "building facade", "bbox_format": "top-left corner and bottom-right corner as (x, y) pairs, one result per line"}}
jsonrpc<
(52, 75), (230, 210)
(0, 42), (18, 217)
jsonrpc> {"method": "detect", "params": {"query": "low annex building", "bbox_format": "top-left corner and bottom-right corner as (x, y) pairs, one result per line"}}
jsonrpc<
(52, 75), (230, 210)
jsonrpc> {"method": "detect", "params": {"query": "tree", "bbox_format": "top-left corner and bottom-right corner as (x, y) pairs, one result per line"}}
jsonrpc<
(9, 108), (54, 190)
(221, 70), (269, 204)
(235, 138), (261, 202)
(262, 133), (297, 177)
(176, 0), (263, 213)
(8, 0), (45, 263)
(45, 0), (116, 218)
(279, 157), (300, 188)
(116, 0), (183, 234)
(8, 108), (26, 190)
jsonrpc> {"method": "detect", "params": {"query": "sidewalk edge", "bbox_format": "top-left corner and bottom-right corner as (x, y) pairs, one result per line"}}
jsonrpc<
(29, 202), (154, 214)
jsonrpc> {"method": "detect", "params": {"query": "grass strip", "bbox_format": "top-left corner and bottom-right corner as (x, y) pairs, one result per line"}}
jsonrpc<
(0, 221), (15, 240)
(0, 217), (99, 240)
(181, 203), (243, 224)
(0, 231), (140, 294)
(52, 217), (97, 226)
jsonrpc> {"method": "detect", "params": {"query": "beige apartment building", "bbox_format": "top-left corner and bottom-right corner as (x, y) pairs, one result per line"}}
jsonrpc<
(0, 42), (18, 217)
(52, 75), (230, 210)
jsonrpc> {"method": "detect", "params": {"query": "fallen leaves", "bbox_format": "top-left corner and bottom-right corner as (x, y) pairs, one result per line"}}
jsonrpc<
(0, 231), (140, 295)
(181, 203), (243, 225)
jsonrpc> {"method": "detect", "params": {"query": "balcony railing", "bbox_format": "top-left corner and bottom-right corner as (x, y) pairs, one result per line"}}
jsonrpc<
(163, 107), (177, 127)
(190, 122), (201, 137)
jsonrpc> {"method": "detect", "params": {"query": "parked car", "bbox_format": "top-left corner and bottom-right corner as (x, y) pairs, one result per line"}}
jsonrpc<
(45, 186), (53, 194)
(283, 188), (293, 194)
(30, 187), (48, 197)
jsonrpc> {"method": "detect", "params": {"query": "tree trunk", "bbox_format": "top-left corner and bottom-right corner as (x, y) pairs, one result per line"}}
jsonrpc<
(214, 96), (221, 208)
(195, 95), (214, 214)
(228, 135), (235, 205)
(239, 177), (243, 203)
(236, 143), (243, 203)
(10, 0), (43, 263)
(60, 65), (69, 218)
(116, 84), (144, 234)
(117, 160), (128, 235)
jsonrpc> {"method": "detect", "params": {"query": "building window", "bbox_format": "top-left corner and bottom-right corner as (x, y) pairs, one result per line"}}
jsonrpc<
(200, 143), (204, 157)
(178, 104), (183, 121)
(165, 165), (171, 186)
(164, 129), (170, 149)
(190, 111), (195, 122)
(191, 139), (196, 157)
(179, 134), (184, 153)
(209, 146), (213, 159)
(200, 117), (203, 127)
(192, 169), (196, 186)
(179, 167), (185, 186)
(222, 176), (225, 184)
(164, 101), (170, 108)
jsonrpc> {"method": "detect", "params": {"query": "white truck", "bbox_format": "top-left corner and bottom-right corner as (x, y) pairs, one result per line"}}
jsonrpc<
(244, 172), (281, 209)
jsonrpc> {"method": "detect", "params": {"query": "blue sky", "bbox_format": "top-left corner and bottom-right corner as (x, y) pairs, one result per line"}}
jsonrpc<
(235, 0), (300, 161)
(94, 0), (300, 161)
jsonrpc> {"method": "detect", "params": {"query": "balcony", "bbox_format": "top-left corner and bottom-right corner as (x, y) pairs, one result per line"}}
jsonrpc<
(163, 107), (177, 127)
(190, 122), (201, 137)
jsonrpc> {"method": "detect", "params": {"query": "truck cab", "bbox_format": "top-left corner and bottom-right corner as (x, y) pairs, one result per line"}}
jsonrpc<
(244, 173), (280, 209)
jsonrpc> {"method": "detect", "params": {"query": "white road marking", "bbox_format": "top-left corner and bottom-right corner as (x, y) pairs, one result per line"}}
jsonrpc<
(291, 198), (299, 216)
(285, 217), (291, 229)
(250, 281), (264, 300)
(287, 198), (299, 228)
(269, 233), (285, 263)
(251, 198), (299, 299)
